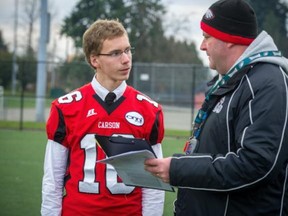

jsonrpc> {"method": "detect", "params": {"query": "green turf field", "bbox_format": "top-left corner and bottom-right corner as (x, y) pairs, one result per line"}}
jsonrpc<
(0, 129), (186, 216)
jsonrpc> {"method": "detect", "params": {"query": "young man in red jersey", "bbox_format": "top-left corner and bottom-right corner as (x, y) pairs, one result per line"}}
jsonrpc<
(41, 19), (165, 216)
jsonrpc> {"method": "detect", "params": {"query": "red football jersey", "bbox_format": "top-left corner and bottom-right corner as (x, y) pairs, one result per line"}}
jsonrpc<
(46, 83), (164, 216)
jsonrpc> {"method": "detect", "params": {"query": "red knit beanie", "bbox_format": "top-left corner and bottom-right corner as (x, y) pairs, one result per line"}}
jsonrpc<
(201, 0), (258, 45)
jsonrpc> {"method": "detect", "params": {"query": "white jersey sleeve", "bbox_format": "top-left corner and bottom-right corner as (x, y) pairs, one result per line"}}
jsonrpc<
(142, 143), (165, 216)
(41, 140), (68, 216)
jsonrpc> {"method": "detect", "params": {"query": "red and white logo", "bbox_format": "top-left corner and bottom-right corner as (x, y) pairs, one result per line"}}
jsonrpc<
(125, 111), (144, 126)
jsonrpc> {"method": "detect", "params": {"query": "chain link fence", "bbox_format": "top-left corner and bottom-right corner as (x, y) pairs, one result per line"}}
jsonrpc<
(0, 60), (211, 131)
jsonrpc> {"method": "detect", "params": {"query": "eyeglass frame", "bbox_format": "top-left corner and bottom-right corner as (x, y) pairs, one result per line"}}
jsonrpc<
(97, 47), (135, 58)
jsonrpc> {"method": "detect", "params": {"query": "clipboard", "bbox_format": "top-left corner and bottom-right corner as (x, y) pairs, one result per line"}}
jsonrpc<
(95, 135), (157, 158)
(97, 150), (174, 192)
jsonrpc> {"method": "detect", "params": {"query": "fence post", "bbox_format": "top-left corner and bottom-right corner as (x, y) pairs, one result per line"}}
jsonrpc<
(0, 86), (3, 120)
(35, 0), (49, 122)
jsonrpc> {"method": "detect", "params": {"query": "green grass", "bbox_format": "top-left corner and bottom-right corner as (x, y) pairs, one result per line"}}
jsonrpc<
(2, 96), (53, 108)
(0, 129), (187, 216)
(0, 129), (47, 216)
(0, 121), (46, 130)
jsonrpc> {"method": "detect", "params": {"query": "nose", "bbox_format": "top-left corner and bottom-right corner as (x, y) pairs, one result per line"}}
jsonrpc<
(200, 40), (206, 51)
(121, 52), (131, 63)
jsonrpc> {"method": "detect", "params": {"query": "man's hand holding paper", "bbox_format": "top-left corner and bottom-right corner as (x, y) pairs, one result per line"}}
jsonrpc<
(95, 135), (174, 191)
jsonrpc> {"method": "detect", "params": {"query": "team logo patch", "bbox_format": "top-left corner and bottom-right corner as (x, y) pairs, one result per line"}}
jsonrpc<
(125, 111), (144, 126)
(86, 108), (97, 117)
(204, 9), (214, 20)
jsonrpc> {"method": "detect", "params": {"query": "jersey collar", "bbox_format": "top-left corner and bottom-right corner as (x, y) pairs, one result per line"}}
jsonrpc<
(91, 76), (127, 101)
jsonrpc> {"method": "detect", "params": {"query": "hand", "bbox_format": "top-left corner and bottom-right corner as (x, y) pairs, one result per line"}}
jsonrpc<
(144, 157), (172, 183)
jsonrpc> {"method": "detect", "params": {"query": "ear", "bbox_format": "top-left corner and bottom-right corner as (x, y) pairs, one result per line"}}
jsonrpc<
(226, 42), (235, 48)
(90, 55), (100, 68)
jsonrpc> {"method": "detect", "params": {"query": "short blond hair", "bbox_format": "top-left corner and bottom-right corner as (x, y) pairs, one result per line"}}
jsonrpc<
(82, 19), (127, 66)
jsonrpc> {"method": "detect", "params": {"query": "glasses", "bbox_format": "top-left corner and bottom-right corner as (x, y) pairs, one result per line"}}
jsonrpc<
(98, 47), (135, 58)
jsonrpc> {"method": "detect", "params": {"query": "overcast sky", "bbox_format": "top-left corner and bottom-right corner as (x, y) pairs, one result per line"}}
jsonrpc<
(0, 0), (216, 65)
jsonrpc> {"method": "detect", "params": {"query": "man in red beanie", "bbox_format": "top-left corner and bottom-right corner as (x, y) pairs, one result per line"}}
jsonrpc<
(145, 0), (288, 215)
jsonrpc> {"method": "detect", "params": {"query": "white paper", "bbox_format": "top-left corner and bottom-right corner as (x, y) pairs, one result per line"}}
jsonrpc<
(97, 150), (174, 192)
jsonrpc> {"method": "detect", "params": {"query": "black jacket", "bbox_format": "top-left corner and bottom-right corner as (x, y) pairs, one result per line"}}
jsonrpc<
(170, 32), (288, 216)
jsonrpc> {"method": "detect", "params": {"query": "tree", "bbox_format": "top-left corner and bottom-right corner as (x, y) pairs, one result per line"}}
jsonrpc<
(61, 0), (128, 49)
(0, 31), (8, 52)
(247, 0), (288, 57)
(17, 55), (37, 92)
(0, 31), (13, 88)
(23, 0), (38, 56)
(16, 0), (39, 91)
(56, 55), (94, 92)
(60, 0), (203, 64)
(123, 0), (165, 62)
